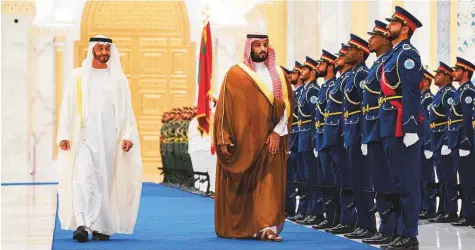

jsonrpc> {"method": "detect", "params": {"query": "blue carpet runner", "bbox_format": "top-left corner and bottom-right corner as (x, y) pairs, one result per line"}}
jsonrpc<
(52, 183), (376, 249)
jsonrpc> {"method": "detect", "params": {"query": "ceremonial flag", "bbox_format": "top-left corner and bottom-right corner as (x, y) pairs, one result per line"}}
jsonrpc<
(196, 22), (213, 135)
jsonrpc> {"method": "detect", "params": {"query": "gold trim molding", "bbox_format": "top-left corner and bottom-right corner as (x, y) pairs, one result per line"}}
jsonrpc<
(2, 1), (35, 15)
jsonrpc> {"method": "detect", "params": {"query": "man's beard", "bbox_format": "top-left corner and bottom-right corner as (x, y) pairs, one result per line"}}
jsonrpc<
(334, 65), (343, 71)
(290, 79), (297, 85)
(251, 51), (267, 62)
(386, 29), (400, 41)
(94, 52), (110, 64)
(317, 67), (327, 77)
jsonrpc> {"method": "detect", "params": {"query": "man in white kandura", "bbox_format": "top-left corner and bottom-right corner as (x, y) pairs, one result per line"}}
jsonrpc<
(56, 35), (142, 243)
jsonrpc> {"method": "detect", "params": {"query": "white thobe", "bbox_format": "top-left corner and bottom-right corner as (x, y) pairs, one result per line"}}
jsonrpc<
(253, 62), (288, 235)
(56, 66), (142, 235)
(73, 68), (117, 231)
(254, 62), (288, 136)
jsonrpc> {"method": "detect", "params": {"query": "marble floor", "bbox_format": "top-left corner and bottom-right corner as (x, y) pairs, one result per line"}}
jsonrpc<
(2, 178), (475, 249)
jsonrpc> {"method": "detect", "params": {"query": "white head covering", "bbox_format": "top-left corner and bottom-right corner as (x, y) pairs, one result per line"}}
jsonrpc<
(81, 34), (125, 86)
(80, 35), (126, 126)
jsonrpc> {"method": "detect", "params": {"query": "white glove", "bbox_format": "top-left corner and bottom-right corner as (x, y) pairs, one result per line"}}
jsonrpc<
(459, 149), (470, 157)
(403, 133), (419, 147)
(313, 149), (318, 158)
(424, 150), (433, 159)
(441, 145), (451, 155)
(361, 144), (368, 156)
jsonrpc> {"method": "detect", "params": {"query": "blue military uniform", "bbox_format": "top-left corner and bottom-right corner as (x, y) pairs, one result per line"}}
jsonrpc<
(323, 45), (357, 232)
(313, 50), (338, 228)
(361, 20), (396, 240)
(288, 61), (308, 220)
(281, 65), (296, 217)
(342, 34), (376, 234)
(419, 70), (437, 219)
(297, 56), (324, 223)
(428, 62), (458, 223)
(448, 57), (475, 226)
(379, 6), (423, 241)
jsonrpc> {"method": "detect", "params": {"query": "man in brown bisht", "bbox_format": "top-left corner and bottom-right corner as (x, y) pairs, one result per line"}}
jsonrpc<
(213, 30), (293, 242)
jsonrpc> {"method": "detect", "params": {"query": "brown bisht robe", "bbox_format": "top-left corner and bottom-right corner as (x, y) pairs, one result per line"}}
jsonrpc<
(213, 63), (294, 238)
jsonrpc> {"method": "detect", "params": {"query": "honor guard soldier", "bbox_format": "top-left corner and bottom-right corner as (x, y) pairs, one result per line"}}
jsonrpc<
(419, 70), (437, 221)
(281, 64), (296, 217)
(341, 34), (376, 239)
(448, 57), (475, 227)
(324, 44), (357, 234)
(428, 62), (458, 224)
(361, 20), (396, 245)
(288, 61), (308, 222)
(296, 56), (324, 225)
(284, 63), (302, 219)
(311, 50), (338, 230)
(379, 6), (423, 250)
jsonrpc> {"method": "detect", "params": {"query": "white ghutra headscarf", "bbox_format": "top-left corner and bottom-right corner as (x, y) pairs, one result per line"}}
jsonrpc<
(81, 34), (124, 86)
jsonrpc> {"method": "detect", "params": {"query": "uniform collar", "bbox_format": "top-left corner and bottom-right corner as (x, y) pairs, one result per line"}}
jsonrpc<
(421, 89), (432, 96)
(351, 61), (366, 72)
(393, 39), (410, 51)
(304, 80), (316, 89)
(376, 51), (390, 62)
(324, 76), (336, 85)
(459, 80), (473, 89)
(439, 84), (453, 92)
(295, 84), (303, 91)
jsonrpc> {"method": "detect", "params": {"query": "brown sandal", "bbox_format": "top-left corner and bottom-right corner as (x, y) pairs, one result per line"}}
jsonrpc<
(254, 229), (283, 242)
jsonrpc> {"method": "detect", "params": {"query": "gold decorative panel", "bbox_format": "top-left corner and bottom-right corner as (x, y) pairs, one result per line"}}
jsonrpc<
(74, 1), (196, 182)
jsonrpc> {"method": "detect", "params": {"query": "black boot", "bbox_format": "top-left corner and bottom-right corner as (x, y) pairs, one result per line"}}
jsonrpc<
(380, 236), (419, 250)
(92, 231), (110, 241)
(73, 226), (89, 243)
(362, 232), (392, 245)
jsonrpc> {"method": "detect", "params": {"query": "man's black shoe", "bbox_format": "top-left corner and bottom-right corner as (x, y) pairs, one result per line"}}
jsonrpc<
(344, 228), (376, 239)
(419, 210), (437, 219)
(451, 217), (469, 227)
(380, 236), (419, 250)
(362, 232), (392, 245)
(429, 213), (458, 223)
(92, 231), (110, 241)
(312, 219), (330, 229)
(326, 223), (355, 234)
(288, 213), (305, 221)
(301, 215), (324, 225)
(297, 215), (315, 224)
(73, 226), (89, 243)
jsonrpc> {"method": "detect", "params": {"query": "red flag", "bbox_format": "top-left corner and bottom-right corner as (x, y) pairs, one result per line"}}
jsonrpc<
(196, 22), (213, 135)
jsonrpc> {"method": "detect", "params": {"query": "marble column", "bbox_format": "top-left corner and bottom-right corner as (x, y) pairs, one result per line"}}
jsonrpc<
(31, 35), (55, 176)
(1, 1), (36, 182)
